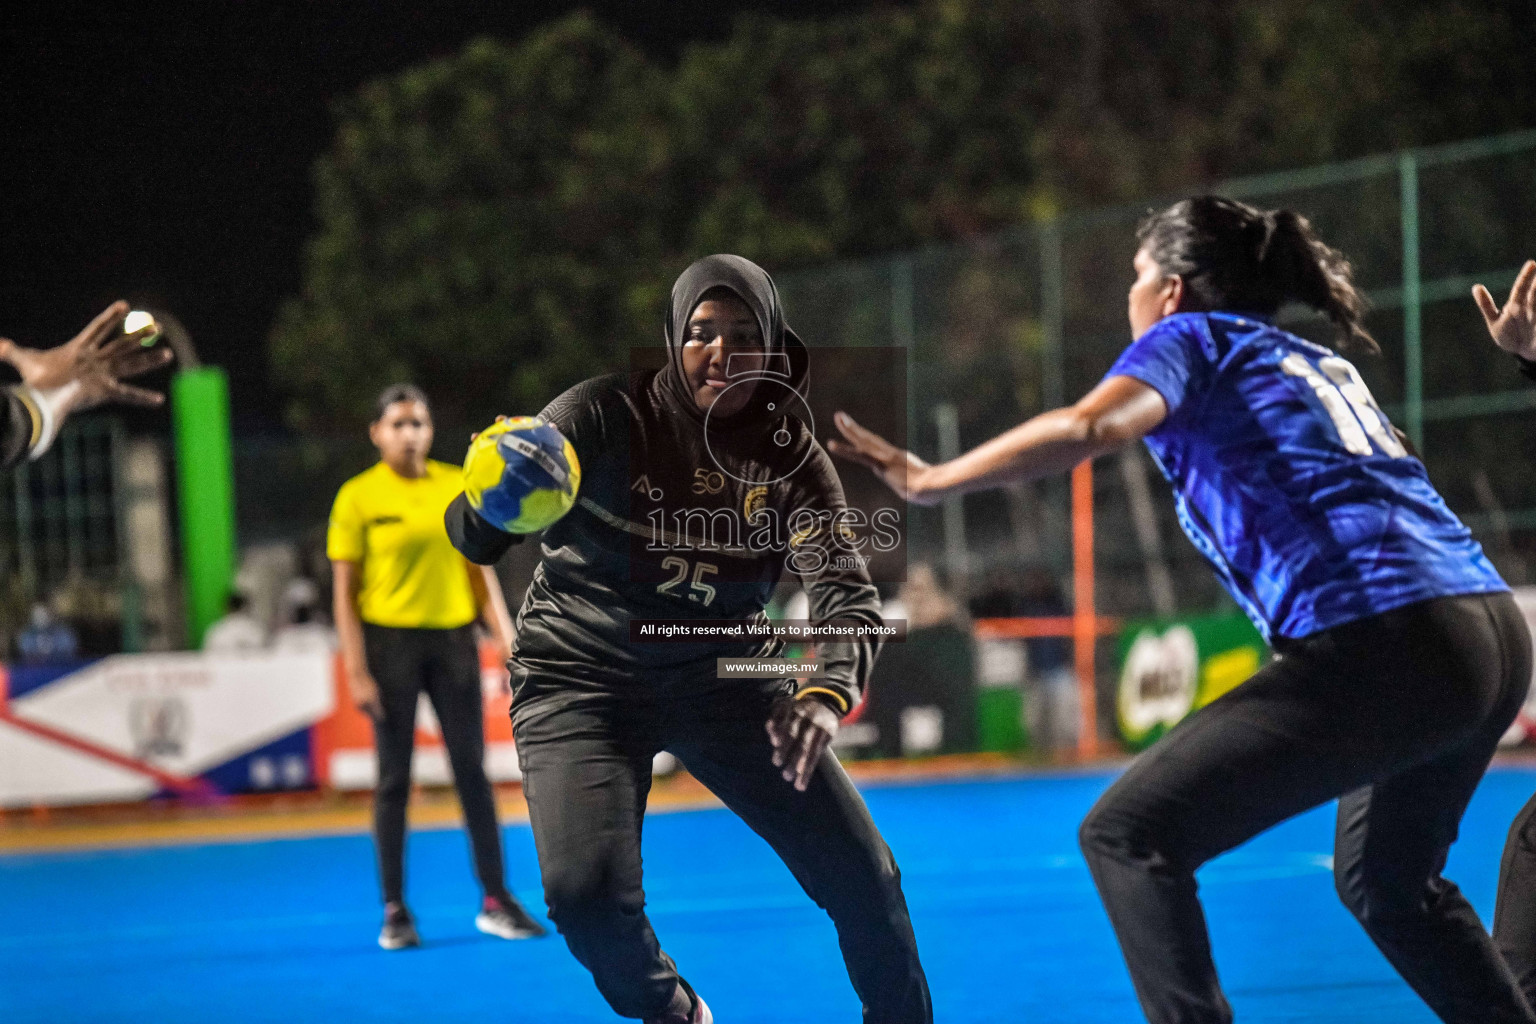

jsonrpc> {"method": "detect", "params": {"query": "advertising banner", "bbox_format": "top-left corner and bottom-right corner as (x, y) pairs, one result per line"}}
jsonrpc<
(1116, 613), (1267, 751)
(0, 642), (519, 807)
(0, 651), (333, 808)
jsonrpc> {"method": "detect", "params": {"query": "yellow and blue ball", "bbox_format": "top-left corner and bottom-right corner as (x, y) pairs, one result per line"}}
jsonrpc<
(463, 417), (581, 534)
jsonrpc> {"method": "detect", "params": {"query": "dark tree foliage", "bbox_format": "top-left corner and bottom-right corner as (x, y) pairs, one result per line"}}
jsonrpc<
(273, 0), (1536, 432)
(271, 14), (670, 436)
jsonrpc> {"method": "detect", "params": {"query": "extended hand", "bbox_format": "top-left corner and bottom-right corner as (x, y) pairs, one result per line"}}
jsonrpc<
(348, 671), (384, 719)
(470, 414), (510, 443)
(766, 695), (840, 791)
(0, 301), (172, 416)
(827, 411), (939, 505)
(493, 643), (513, 696)
(1473, 260), (1536, 360)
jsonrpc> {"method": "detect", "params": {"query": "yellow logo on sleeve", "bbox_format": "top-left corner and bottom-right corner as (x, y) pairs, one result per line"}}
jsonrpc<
(744, 486), (768, 521)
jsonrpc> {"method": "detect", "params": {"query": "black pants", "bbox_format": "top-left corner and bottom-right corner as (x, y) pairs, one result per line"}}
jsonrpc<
(1079, 592), (1534, 1024)
(1497, 789), (1536, 1006)
(365, 623), (508, 905)
(511, 668), (932, 1022)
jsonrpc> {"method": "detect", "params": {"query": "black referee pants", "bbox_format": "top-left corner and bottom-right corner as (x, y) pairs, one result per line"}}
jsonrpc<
(511, 668), (931, 1023)
(1079, 592), (1534, 1024)
(364, 623), (509, 906)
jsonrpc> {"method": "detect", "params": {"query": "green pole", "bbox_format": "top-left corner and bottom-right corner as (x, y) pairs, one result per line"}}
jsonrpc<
(172, 367), (236, 647)
(1399, 152), (1423, 451)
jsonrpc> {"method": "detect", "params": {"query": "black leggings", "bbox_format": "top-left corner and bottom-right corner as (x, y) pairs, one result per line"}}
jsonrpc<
(364, 623), (508, 906)
(1079, 592), (1534, 1024)
(511, 669), (931, 1023)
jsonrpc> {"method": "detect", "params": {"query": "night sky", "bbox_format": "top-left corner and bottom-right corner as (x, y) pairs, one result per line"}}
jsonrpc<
(2, 0), (875, 430)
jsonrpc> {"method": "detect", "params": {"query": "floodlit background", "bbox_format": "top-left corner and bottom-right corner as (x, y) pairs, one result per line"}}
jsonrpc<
(3, 2), (1536, 1021)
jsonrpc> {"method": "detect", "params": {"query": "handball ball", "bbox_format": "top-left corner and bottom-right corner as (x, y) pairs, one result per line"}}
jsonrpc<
(463, 417), (581, 533)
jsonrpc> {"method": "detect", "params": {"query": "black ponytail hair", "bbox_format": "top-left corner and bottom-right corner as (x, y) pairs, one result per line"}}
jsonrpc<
(1137, 196), (1377, 354)
(373, 383), (430, 422)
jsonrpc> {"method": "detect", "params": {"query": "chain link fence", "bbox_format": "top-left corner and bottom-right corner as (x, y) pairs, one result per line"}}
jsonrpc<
(778, 128), (1536, 617)
(160, 129), (1536, 750)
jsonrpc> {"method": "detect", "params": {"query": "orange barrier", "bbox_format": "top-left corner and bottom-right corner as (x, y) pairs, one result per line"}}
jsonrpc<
(310, 643), (516, 788)
(972, 617), (1120, 640)
(971, 462), (1110, 759)
(1071, 461), (1098, 758)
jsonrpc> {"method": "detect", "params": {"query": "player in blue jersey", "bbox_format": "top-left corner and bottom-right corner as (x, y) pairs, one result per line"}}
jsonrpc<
(833, 196), (1534, 1024)
(1477, 258), (1536, 1007)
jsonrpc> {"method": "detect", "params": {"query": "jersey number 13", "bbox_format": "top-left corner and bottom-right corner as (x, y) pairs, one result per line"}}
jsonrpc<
(1280, 352), (1406, 458)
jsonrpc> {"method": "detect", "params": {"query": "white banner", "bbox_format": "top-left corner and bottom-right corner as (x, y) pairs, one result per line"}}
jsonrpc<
(0, 651), (334, 808)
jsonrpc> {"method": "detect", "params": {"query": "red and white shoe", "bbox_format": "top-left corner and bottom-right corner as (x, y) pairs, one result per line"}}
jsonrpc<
(474, 893), (548, 940)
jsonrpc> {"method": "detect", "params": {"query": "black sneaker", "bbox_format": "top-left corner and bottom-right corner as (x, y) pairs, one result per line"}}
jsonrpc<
(474, 893), (548, 940)
(378, 902), (420, 950)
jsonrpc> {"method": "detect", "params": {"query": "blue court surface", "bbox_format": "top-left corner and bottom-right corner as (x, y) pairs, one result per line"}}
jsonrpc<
(4, 765), (1534, 1023)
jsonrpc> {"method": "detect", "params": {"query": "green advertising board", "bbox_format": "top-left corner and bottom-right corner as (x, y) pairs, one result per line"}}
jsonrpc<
(1116, 613), (1268, 750)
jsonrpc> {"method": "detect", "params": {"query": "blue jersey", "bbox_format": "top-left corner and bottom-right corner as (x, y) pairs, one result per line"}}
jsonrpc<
(1106, 312), (1505, 641)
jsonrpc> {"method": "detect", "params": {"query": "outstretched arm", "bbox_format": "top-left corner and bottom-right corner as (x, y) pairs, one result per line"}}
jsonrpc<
(829, 375), (1168, 505)
(0, 301), (171, 465)
(1473, 260), (1536, 373)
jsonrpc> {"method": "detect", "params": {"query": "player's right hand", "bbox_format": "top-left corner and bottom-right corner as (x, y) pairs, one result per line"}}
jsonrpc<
(1473, 259), (1536, 360)
(0, 300), (172, 414)
(766, 694), (840, 792)
(348, 671), (384, 719)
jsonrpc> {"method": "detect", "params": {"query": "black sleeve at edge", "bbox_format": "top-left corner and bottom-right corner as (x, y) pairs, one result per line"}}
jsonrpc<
(445, 491), (524, 565)
(2, 389), (35, 470)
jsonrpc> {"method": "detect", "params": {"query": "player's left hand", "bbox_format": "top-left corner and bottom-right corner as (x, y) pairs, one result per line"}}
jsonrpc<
(1474, 259), (1536, 360)
(493, 642), (513, 696)
(828, 411), (940, 505)
(767, 695), (840, 791)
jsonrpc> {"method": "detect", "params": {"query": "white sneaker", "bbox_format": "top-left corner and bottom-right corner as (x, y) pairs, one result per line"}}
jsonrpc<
(474, 894), (548, 940)
(378, 902), (420, 950)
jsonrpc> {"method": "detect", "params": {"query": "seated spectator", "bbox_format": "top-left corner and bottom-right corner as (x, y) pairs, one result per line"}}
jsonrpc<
(273, 578), (337, 653)
(203, 592), (267, 652)
(17, 603), (79, 664)
(1017, 566), (1078, 754)
(863, 564), (977, 757)
(968, 566), (1027, 620)
(898, 563), (964, 630)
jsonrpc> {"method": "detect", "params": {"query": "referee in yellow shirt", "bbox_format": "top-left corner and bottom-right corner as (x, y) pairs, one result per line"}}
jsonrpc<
(329, 384), (545, 950)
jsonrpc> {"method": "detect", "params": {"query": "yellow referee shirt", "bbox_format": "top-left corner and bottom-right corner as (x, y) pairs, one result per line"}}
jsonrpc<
(327, 460), (480, 629)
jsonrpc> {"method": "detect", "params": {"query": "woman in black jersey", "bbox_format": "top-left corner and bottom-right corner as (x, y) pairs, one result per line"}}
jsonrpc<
(446, 255), (930, 1024)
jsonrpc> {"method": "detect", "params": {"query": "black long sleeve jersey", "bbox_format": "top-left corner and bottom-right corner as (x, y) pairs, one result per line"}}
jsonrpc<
(447, 363), (886, 715)
(1, 388), (40, 469)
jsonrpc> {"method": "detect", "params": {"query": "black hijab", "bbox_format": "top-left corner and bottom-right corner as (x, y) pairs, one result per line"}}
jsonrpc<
(660, 254), (809, 432)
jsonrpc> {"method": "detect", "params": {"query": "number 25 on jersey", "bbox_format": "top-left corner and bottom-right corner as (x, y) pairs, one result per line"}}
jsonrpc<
(1280, 352), (1406, 458)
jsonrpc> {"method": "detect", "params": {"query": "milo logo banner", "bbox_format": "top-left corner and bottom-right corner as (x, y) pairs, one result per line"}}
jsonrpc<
(1117, 614), (1268, 750)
